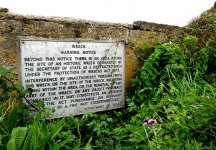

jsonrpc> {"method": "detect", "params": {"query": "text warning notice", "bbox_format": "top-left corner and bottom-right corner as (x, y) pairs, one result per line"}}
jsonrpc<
(20, 40), (125, 118)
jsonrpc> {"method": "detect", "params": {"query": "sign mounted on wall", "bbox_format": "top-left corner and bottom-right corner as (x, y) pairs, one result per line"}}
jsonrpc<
(20, 39), (125, 118)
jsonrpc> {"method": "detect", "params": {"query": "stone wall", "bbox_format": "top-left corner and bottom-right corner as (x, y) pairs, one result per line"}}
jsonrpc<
(0, 8), (186, 90)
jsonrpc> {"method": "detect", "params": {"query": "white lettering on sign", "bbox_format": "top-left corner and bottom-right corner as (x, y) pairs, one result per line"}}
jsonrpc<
(20, 40), (125, 118)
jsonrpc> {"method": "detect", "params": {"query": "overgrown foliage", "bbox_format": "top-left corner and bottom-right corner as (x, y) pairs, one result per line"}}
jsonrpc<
(0, 35), (215, 149)
(117, 36), (216, 149)
(187, 4), (216, 46)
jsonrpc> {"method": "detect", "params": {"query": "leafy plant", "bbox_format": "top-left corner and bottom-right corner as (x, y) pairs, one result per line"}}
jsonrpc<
(7, 127), (27, 150)
(0, 68), (71, 150)
(6, 115), (71, 150)
(0, 35), (215, 149)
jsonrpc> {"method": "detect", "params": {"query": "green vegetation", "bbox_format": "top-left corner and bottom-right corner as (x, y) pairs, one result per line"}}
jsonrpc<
(187, 4), (216, 45)
(0, 35), (216, 149)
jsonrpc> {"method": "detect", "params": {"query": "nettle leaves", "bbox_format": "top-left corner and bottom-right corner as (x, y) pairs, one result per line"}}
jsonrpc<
(0, 68), (32, 100)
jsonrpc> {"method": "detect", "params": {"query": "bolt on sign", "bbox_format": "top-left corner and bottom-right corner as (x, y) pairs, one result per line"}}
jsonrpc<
(20, 39), (125, 118)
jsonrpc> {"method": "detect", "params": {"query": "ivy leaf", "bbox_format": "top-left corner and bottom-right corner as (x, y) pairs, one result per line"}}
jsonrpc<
(0, 93), (6, 100)
(0, 68), (7, 76)
(19, 88), (33, 97)
(107, 118), (113, 122)
(15, 85), (24, 91)
(8, 68), (15, 77)
(34, 100), (45, 108)
(20, 88), (33, 97)
(0, 79), (8, 91)
(26, 88), (33, 95)
(8, 86), (16, 92)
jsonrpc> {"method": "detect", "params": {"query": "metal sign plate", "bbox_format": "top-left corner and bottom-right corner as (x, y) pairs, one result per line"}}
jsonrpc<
(20, 40), (125, 118)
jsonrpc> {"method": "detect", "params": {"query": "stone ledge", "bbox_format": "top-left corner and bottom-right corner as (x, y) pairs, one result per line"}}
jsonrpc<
(133, 21), (181, 32)
(0, 9), (132, 29)
(0, 7), (9, 13)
